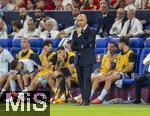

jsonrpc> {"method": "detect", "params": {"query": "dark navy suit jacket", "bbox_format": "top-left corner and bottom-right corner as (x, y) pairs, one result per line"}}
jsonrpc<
(71, 26), (96, 66)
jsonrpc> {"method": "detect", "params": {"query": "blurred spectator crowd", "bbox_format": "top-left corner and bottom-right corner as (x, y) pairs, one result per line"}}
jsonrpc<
(1, 0), (150, 12)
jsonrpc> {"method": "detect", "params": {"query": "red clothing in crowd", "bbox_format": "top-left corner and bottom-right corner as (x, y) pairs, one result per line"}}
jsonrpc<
(44, 0), (55, 10)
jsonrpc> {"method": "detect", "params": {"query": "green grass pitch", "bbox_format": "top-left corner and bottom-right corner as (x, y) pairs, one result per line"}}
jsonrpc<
(50, 104), (150, 116)
(0, 102), (150, 116)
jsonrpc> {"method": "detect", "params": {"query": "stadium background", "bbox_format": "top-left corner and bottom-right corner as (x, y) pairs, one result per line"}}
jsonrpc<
(0, 0), (150, 116)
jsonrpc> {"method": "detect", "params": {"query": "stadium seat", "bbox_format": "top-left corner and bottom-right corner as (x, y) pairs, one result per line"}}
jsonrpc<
(132, 48), (142, 73)
(111, 38), (120, 45)
(10, 47), (21, 58)
(139, 48), (150, 74)
(93, 48), (106, 71)
(129, 38), (144, 48)
(96, 38), (110, 48)
(31, 47), (42, 55)
(12, 39), (21, 47)
(145, 38), (150, 48)
(0, 38), (12, 48)
(48, 38), (61, 48)
(30, 38), (43, 48)
(123, 78), (135, 85)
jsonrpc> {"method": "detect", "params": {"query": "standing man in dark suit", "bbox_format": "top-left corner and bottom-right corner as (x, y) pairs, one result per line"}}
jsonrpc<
(71, 14), (96, 106)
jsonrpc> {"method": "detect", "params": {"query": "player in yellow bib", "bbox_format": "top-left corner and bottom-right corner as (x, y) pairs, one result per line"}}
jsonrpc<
(17, 38), (35, 60)
(74, 41), (117, 102)
(91, 38), (136, 104)
(20, 40), (58, 94)
(48, 47), (77, 103)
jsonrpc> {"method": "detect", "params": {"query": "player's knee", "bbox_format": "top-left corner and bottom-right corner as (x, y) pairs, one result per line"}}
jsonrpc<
(8, 74), (16, 80)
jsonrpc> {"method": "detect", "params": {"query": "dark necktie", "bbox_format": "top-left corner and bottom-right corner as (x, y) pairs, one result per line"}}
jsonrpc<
(126, 20), (132, 34)
(48, 32), (51, 38)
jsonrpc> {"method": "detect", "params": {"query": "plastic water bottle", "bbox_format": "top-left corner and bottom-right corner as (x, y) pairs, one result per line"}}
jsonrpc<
(127, 92), (132, 103)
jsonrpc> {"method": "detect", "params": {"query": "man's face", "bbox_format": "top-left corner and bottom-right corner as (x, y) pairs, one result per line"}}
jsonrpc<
(117, 9), (125, 19)
(72, 8), (80, 17)
(27, 0), (34, 10)
(66, 42), (72, 51)
(21, 39), (29, 49)
(36, 0), (44, 9)
(19, 8), (27, 17)
(127, 10), (135, 20)
(46, 21), (53, 32)
(76, 15), (87, 28)
(54, 0), (63, 6)
(57, 50), (65, 60)
(101, 5), (108, 15)
(27, 20), (35, 31)
(35, 9), (42, 17)
(119, 43), (124, 51)
(89, 0), (94, 4)
(107, 43), (116, 53)
(44, 44), (52, 53)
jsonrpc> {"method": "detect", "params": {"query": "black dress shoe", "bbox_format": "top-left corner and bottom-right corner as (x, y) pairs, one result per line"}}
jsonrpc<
(132, 100), (141, 104)
(82, 100), (90, 106)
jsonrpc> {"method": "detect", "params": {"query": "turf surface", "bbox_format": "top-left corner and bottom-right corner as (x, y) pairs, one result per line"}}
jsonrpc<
(50, 104), (150, 116)
(0, 102), (150, 116)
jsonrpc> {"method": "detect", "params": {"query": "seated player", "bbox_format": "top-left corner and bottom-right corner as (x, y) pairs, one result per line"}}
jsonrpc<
(0, 59), (37, 98)
(90, 41), (117, 99)
(0, 45), (14, 97)
(17, 38), (35, 61)
(17, 40), (58, 97)
(132, 53), (150, 104)
(74, 41), (117, 102)
(49, 47), (77, 103)
(91, 38), (136, 104)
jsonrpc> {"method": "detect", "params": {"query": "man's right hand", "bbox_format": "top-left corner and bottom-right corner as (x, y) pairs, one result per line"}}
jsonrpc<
(77, 27), (82, 35)
(107, 50), (111, 57)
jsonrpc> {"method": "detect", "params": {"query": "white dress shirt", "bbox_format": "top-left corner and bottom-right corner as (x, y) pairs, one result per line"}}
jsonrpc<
(12, 29), (25, 39)
(119, 18), (144, 37)
(143, 53), (150, 72)
(40, 30), (59, 40)
(21, 28), (41, 39)
(110, 18), (124, 35)
(21, 15), (32, 30)
(0, 29), (8, 38)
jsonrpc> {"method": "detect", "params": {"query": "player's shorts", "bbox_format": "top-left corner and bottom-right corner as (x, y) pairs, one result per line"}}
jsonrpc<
(36, 76), (48, 87)
(91, 72), (103, 79)
(118, 72), (130, 79)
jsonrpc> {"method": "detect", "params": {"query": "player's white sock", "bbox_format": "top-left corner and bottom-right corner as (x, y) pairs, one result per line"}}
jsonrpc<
(98, 89), (108, 101)
(23, 87), (28, 94)
(10, 80), (17, 92)
(0, 88), (6, 97)
(90, 89), (95, 99)
(61, 94), (65, 99)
